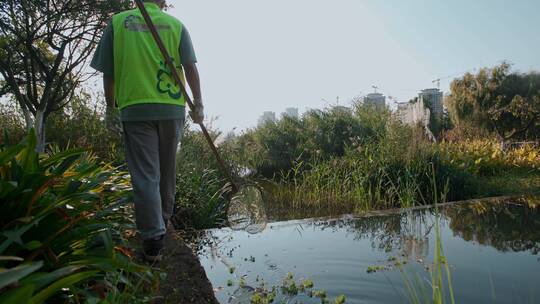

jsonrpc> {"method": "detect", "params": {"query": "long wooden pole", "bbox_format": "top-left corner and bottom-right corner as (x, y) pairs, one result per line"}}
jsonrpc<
(134, 0), (238, 193)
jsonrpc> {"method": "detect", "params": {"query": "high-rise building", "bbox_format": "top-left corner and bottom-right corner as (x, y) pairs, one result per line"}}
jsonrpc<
(363, 93), (386, 110)
(396, 101), (428, 126)
(395, 100), (435, 141)
(418, 88), (443, 116)
(282, 107), (299, 119)
(258, 111), (276, 126)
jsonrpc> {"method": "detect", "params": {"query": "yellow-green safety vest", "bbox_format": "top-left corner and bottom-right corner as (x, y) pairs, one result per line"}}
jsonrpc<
(112, 2), (186, 109)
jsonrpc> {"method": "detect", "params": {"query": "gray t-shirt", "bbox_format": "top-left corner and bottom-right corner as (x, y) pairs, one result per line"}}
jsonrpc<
(90, 21), (197, 122)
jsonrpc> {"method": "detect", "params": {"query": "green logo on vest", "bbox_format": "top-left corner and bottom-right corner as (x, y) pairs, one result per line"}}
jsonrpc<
(124, 15), (172, 32)
(156, 61), (182, 100)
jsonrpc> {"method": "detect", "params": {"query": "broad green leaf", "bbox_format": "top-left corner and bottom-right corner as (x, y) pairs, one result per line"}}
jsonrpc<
(0, 256), (24, 262)
(16, 217), (34, 224)
(0, 222), (39, 255)
(23, 240), (42, 251)
(51, 154), (80, 176)
(31, 270), (99, 304)
(41, 149), (85, 169)
(1, 231), (24, 249)
(0, 144), (24, 166)
(0, 181), (18, 197)
(71, 163), (101, 178)
(93, 200), (130, 219)
(100, 231), (113, 257)
(0, 261), (43, 290)
(21, 265), (84, 290)
(0, 284), (35, 304)
(69, 257), (146, 273)
(19, 131), (39, 173)
(85, 297), (103, 304)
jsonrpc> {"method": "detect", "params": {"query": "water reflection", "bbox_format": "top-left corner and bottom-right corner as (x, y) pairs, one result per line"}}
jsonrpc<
(261, 197), (540, 256)
(198, 196), (540, 303)
(298, 211), (434, 261)
(228, 185), (268, 234)
(443, 196), (540, 254)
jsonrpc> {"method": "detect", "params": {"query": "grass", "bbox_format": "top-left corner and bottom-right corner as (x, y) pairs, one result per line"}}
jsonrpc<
(263, 143), (478, 217)
(477, 171), (540, 197)
(259, 139), (540, 221)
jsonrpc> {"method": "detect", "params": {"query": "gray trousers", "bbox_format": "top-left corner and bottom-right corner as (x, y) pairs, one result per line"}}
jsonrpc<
(122, 120), (183, 240)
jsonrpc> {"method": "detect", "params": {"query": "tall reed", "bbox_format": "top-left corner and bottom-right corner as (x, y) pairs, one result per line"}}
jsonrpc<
(398, 164), (455, 304)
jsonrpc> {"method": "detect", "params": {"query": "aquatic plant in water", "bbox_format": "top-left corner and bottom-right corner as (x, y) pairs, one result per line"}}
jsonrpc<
(396, 165), (455, 304)
(225, 270), (346, 304)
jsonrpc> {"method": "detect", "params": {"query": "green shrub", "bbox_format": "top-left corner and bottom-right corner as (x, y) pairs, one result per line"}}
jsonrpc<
(0, 131), (155, 303)
(173, 126), (232, 229)
(269, 144), (477, 211)
(248, 106), (478, 211)
(234, 105), (383, 178)
(0, 103), (26, 145)
(46, 93), (124, 163)
(1, 94), (124, 164)
(437, 140), (540, 176)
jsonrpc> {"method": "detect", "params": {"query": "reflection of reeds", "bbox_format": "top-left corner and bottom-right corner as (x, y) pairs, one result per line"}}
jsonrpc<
(399, 164), (455, 304)
(431, 163), (455, 304)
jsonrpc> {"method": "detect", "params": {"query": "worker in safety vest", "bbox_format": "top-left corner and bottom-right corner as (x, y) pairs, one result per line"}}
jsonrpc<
(91, 0), (203, 262)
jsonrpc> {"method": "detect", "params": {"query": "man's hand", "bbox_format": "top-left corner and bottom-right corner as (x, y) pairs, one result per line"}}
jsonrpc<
(189, 99), (204, 124)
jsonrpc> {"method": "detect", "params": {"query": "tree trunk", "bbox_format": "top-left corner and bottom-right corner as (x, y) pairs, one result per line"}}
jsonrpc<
(34, 110), (46, 153)
(21, 106), (34, 131)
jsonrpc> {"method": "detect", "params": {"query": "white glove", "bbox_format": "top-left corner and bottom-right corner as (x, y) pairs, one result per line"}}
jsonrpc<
(189, 99), (204, 124)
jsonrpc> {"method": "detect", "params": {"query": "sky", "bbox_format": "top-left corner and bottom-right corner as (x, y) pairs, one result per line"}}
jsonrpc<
(161, 0), (540, 132)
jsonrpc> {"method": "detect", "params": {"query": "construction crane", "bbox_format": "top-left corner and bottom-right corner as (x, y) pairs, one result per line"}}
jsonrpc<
(432, 68), (478, 90)
(432, 78), (442, 89)
(372, 85), (378, 93)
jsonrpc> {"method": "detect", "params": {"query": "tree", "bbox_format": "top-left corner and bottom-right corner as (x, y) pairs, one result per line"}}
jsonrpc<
(0, 0), (131, 151)
(445, 63), (540, 144)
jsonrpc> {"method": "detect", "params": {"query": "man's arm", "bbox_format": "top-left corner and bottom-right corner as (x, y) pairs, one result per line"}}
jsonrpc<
(104, 75), (116, 108)
(90, 21), (120, 131)
(90, 20), (115, 108)
(184, 62), (201, 102)
(178, 25), (203, 123)
(184, 62), (204, 124)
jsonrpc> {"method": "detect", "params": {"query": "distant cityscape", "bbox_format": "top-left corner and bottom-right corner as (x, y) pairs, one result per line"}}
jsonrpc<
(257, 87), (444, 128)
(258, 107), (299, 125)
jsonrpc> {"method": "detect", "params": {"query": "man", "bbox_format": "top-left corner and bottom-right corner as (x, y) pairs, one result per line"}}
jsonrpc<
(91, 0), (204, 262)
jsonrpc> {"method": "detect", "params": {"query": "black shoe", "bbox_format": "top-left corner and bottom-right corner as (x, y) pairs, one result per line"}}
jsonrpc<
(143, 235), (165, 263)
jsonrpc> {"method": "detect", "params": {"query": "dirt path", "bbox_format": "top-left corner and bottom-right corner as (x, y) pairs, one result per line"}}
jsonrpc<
(156, 230), (219, 304)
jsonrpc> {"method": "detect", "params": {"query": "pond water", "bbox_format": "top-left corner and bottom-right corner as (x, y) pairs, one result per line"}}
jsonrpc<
(197, 197), (540, 303)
